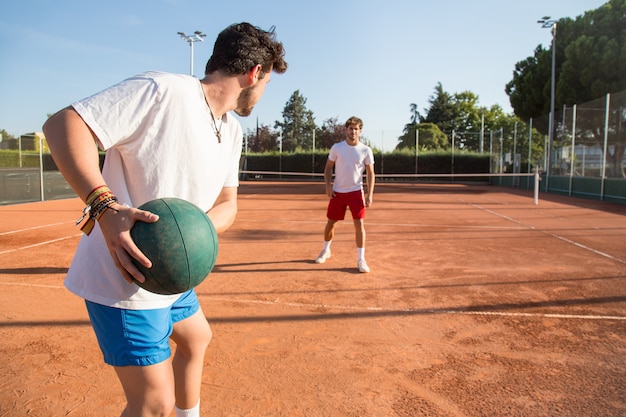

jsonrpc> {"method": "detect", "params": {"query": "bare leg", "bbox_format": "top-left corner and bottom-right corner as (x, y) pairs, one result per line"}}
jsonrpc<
(170, 308), (212, 409)
(115, 360), (176, 417)
(353, 219), (366, 248)
(324, 219), (337, 242)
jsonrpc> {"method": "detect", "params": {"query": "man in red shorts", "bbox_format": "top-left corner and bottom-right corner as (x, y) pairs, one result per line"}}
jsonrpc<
(315, 116), (375, 273)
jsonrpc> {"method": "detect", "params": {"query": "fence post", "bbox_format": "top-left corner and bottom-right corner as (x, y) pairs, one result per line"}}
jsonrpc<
(480, 112), (484, 153)
(528, 118), (533, 178)
(18, 135), (23, 168)
(499, 128), (503, 174)
(543, 135), (550, 192)
(600, 93), (610, 200)
(513, 121), (517, 168)
(451, 130), (455, 175)
(312, 128), (315, 176)
(415, 128), (419, 174)
(39, 136), (45, 201)
(380, 130), (384, 176)
(489, 130), (493, 174)
(569, 105), (577, 196)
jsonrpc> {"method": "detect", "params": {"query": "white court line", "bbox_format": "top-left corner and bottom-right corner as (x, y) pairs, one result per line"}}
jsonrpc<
(541, 232), (626, 265)
(0, 234), (82, 255)
(466, 204), (528, 226)
(465, 201), (626, 265)
(201, 296), (626, 321)
(0, 220), (75, 236)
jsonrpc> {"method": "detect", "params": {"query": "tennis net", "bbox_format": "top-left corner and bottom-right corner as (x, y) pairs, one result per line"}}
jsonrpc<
(239, 170), (541, 205)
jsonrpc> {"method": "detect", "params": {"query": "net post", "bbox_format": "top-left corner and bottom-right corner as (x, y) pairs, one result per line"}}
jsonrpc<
(534, 172), (540, 205)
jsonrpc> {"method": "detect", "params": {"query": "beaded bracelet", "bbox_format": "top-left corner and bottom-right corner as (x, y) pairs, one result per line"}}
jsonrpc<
(76, 185), (120, 235)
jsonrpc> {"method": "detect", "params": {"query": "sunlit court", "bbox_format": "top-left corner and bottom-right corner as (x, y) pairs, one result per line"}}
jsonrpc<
(1, 180), (625, 416)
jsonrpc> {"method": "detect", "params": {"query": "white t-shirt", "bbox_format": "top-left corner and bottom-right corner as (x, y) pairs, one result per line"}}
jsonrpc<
(65, 71), (242, 309)
(328, 140), (374, 193)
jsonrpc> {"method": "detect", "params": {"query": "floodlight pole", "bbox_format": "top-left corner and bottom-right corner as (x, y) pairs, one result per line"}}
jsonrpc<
(177, 31), (206, 76)
(538, 17), (557, 179)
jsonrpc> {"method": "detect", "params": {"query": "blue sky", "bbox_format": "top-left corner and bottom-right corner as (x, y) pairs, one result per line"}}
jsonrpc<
(0, 0), (607, 151)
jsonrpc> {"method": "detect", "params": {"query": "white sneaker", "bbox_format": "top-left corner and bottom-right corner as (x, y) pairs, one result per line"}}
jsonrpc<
(315, 249), (331, 264)
(357, 259), (370, 273)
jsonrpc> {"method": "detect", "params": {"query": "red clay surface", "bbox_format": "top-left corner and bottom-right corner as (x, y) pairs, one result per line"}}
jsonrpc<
(1, 181), (626, 417)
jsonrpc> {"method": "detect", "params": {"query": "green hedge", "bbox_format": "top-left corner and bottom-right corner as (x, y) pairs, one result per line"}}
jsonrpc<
(0, 150), (106, 170)
(2, 149), (491, 176)
(242, 151), (491, 176)
(0, 151), (45, 168)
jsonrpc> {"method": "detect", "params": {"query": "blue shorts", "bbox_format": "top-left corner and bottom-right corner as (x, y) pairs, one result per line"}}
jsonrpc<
(85, 290), (200, 367)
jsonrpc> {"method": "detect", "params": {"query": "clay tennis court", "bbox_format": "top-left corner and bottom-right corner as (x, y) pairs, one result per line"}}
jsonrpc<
(1, 181), (625, 417)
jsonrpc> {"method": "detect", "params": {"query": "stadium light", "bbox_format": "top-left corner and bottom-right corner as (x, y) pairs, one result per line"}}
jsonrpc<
(177, 30), (206, 76)
(537, 16), (557, 178)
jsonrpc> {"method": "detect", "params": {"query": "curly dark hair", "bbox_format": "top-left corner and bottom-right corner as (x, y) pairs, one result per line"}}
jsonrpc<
(204, 22), (288, 77)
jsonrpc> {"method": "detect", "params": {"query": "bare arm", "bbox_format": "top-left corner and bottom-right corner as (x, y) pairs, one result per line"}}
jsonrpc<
(42, 107), (158, 284)
(42, 107), (106, 199)
(206, 186), (238, 234)
(323, 159), (335, 198)
(364, 163), (375, 207)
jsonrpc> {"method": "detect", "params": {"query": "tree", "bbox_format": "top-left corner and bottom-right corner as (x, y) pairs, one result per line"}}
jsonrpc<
(396, 122), (448, 151)
(504, 48), (549, 124)
(243, 123), (280, 153)
(419, 83), (456, 133)
(1, 129), (15, 150)
(559, 1), (626, 103)
(482, 106), (545, 171)
(409, 103), (420, 124)
(415, 83), (490, 151)
(448, 91), (484, 150)
(505, 0), (626, 176)
(401, 88), (543, 169)
(1, 129), (17, 142)
(315, 117), (345, 150)
(275, 90), (316, 152)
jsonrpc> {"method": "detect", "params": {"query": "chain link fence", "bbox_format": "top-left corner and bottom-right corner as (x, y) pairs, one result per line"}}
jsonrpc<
(0, 134), (76, 205)
(2, 92), (624, 205)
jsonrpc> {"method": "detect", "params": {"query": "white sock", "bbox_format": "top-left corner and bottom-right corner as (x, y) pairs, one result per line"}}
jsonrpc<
(175, 401), (199, 417)
(357, 247), (365, 260)
(323, 240), (332, 251)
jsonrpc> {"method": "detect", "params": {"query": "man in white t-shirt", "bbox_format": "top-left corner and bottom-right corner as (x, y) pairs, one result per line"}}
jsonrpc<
(315, 116), (375, 273)
(43, 23), (287, 417)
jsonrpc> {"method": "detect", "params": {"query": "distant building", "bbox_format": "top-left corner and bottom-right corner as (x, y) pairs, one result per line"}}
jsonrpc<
(0, 132), (45, 151)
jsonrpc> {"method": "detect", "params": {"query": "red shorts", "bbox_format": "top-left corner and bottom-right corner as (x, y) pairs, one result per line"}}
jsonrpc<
(327, 190), (366, 221)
